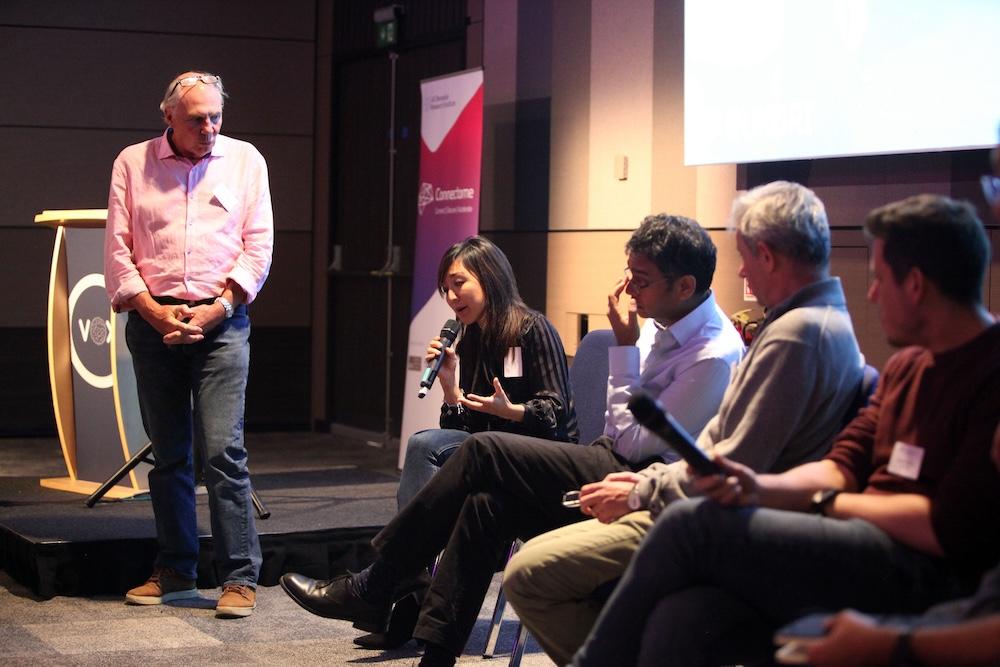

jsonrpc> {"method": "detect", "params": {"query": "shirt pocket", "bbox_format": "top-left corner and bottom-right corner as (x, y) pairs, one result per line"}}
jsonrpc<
(212, 183), (238, 212)
(210, 183), (244, 235)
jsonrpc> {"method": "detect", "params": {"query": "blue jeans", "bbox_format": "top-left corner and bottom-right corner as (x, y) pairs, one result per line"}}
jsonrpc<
(126, 307), (261, 587)
(573, 498), (966, 667)
(396, 428), (468, 509)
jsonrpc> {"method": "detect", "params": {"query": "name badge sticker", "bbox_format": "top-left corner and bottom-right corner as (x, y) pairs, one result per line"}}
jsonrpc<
(504, 347), (523, 378)
(213, 183), (237, 212)
(887, 440), (924, 480)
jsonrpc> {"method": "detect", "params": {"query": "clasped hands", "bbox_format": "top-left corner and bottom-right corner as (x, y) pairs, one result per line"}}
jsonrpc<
(147, 301), (225, 345)
(577, 471), (643, 523)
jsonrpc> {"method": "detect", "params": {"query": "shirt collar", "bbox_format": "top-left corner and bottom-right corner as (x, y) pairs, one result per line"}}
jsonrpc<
(156, 129), (228, 161)
(761, 277), (847, 330)
(653, 290), (718, 348)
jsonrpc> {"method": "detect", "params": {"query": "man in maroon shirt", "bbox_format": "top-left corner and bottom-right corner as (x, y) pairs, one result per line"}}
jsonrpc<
(569, 193), (1000, 667)
(779, 126), (1000, 667)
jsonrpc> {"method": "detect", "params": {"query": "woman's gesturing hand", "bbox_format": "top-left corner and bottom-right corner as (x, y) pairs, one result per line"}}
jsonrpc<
(461, 377), (526, 422)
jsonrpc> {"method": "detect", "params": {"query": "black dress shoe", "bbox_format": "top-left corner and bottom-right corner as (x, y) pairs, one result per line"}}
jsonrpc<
(279, 572), (390, 632)
(352, 590), (422, 649)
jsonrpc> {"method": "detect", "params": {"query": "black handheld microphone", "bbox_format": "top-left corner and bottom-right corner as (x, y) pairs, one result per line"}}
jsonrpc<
(627, 392), (723, 476)
(417, 319), (461, 399)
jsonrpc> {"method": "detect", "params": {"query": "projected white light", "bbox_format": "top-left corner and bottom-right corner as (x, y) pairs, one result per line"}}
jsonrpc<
(684, 0), (1000, 165)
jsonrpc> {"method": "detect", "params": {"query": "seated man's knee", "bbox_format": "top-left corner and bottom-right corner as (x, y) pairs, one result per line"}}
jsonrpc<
(645, 497), (699, 532)
(502, 547), (537, 601)
(653, 497), (723, 533)
(633, 499), (722, 564)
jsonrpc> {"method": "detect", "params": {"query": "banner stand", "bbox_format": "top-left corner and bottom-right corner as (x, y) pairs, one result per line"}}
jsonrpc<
(398, 68), (484, 468)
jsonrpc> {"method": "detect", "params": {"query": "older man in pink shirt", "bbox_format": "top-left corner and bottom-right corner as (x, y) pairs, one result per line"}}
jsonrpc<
(104, 70), (273, 618)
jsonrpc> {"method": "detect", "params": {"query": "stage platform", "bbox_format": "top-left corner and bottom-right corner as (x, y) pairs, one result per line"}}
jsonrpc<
(0, 433), (401, 598)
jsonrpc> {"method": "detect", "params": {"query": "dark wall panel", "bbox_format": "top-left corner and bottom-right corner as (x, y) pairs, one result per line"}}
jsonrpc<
(237, 134), (315, 233)
(332, 0), (466, 58)
(0, 228), (61, 327)
(253, 231), (312, 327)
(741, 150), (994, 229)
(0, 128), (150, 229)
(0, 328), (54, 436)
(246, 326), (311, 430)
(0, 0), (315, 40)
(0, 27), (314, 136)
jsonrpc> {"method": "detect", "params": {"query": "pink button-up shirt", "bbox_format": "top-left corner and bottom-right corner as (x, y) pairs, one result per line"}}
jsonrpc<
(104, 131), (274, 311)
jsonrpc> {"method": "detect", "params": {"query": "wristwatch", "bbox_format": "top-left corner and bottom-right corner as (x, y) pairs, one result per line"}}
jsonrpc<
(216, 296), (234, 319)
(809, 489), (841, 516)
(626, 484), (644, 511)
(441, 402), (464, 418)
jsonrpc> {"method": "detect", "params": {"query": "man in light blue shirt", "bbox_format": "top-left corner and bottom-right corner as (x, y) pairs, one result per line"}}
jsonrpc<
(606, 290), (744, 464)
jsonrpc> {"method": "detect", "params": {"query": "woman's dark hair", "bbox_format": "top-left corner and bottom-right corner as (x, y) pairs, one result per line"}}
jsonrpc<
(437, 236), (532, 356)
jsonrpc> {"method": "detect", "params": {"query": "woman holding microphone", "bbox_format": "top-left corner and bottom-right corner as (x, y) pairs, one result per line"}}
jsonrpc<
(397, 235), (579, 508)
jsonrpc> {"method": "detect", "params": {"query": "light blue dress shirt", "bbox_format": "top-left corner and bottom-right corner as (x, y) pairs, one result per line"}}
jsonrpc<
(604, 291), (746, 464)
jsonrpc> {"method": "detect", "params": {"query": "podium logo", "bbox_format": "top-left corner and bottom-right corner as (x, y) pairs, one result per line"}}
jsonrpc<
(68, 273), (113, 389)
(79, 317), (110, 346)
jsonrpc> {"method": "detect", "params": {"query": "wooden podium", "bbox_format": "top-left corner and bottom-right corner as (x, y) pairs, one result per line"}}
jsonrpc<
(35, 209), (150, 499)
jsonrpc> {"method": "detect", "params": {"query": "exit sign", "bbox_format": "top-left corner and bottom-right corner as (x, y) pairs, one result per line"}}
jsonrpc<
(376, 19), (398, 47)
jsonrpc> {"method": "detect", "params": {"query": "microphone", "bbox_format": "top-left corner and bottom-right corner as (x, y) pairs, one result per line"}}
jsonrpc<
(627, 392), (722, 476)
(417, 319), (461, 399)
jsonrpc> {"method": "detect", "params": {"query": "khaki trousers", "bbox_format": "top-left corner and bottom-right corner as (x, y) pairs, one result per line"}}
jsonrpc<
(503, 511), (654, 666)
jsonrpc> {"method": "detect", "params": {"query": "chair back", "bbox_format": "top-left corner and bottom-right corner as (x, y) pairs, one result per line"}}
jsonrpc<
(570, 329), (616, 444)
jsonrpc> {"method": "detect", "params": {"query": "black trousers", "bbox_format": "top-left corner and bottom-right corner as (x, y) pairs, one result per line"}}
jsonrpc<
(371, 431), (640, 656)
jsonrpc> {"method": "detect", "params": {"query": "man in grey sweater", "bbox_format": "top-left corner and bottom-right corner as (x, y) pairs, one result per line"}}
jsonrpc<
(504, 180), (866, 666)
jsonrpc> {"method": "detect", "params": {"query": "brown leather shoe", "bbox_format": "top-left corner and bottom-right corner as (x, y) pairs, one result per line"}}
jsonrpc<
(125, 567), (198, 605)
(216, 584), (256, 618)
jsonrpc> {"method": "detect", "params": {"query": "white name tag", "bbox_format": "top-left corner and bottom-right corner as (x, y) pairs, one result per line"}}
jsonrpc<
(887, 440), (924, 480)
(504, 347), (523, 378)
(213, 183), (237, 212)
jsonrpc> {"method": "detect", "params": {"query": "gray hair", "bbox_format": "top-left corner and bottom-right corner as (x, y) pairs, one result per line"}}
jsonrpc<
(159, 71), (227, 115)
(729, 181), (830, 268)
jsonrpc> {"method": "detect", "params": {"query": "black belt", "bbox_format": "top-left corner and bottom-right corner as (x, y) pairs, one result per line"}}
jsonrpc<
(152, 295), (217, 307)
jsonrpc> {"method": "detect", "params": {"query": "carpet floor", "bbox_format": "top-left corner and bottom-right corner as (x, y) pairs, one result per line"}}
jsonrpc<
(0, 569), (554, 666)
(0, 433), (555, 666)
